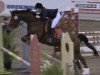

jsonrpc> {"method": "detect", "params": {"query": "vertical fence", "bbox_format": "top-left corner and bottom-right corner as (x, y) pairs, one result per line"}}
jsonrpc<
(0, 24), (30, 74)
(29, 34), (42, 75)
(0, 24), (11, 74)
(61, 32), (74, 75)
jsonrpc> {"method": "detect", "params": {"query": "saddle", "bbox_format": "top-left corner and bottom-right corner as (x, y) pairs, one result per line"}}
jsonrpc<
(45, 19), (62, 39)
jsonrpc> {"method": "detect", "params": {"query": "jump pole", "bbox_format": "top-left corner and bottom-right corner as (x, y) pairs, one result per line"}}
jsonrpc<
(61, 32), (74, 75)
(0, 25), (11, 74)
(79, 31), (100, 44)
(79, 31), (100, 34)
(1, 47), (30, 67)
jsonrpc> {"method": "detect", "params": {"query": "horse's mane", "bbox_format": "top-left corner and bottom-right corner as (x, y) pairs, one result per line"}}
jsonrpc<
(11, 9), (36, 16)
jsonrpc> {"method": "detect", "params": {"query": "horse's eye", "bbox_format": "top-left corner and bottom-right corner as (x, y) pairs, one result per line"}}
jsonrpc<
(14, 16), (18, 19)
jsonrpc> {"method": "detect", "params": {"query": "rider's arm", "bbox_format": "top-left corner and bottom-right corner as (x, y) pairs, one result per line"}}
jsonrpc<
(40, 9), (47, 20)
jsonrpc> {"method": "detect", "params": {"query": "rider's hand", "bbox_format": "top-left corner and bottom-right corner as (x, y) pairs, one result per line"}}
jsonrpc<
(36, 15), (40, 18)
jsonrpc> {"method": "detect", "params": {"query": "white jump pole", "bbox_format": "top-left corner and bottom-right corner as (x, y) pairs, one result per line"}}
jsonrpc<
(79, 31), (100, 34)
(86, 36), (100, 38)
(42, 53), (61, 64)
(79, 31), (100, 44)
(1, 47), (30, 67)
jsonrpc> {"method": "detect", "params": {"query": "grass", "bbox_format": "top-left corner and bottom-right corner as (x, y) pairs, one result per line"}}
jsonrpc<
(42, 53), (63, 75)
(42, 64), (63, 75)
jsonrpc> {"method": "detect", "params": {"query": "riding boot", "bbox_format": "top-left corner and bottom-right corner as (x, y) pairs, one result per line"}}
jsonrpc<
(49, 28), (55, 42)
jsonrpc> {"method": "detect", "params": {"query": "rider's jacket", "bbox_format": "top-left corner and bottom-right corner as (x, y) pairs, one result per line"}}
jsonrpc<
(40, 7), (58, 20)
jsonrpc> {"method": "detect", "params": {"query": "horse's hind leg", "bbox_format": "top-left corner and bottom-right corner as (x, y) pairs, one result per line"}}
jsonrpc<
(74, 59), (82, 70)
(74, 40), (90, 74)
(76, 54), (88, 68)
(76, 53), (91, 74)
(74, 39), (88, 68)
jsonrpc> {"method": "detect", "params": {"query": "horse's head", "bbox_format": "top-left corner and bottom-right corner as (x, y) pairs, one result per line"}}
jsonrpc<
(8, 9), (47, 41)
(8, 9), (36, 32)
(8, 10), (21, 31)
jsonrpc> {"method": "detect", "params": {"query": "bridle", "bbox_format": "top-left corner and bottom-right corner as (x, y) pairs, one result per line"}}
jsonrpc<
(9, 15), (20, 29)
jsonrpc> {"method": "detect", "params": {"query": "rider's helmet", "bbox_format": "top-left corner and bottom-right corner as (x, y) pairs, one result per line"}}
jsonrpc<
(35, 3), (44, 9)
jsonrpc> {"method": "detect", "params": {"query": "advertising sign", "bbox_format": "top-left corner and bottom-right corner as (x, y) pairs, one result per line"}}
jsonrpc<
(0, 0), (73, 16)
(73, 0), (100, 14)
(0, 0), (35, 16)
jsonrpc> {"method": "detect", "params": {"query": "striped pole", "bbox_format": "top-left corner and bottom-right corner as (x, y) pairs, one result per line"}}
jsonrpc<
(82, 41), (100, 44)
(0, 25), (11, 74)
(86, 36), (100, 38)
(79, 31), (100, 34)
(79, 31), (100, 44)
(1, 47), (30, 67)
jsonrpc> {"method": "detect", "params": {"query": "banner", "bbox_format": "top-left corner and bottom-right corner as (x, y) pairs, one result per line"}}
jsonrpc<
(0, 0), (73, 16)
(73, 0), (100, 14)
(0, 0), (35, 16)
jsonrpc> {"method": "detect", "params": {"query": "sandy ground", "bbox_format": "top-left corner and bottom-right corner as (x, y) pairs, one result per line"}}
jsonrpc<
(10, 56), (100, 75)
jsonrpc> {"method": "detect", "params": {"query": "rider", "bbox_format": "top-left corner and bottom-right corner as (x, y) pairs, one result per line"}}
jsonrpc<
(35, 3), (61, 40)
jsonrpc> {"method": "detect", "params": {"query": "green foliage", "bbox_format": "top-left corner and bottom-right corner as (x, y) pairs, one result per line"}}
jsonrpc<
(3, 30), (17, 62)
(3, 31), (16, 52)
(42, 52), (63, 75)
(42, 64), (63, 75)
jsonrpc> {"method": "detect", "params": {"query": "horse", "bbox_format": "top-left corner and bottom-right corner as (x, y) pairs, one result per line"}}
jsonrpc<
(8, 9), (90, 74)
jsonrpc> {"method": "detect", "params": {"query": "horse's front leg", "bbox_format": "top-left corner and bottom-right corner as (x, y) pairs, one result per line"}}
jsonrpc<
(21, 34), (30, 44)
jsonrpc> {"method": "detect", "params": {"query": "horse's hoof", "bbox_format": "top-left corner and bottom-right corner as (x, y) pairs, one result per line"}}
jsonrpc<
(82, 68), (90, 75)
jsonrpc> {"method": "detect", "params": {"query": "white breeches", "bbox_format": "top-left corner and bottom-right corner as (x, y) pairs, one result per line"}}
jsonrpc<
(51, 11), (61, 28)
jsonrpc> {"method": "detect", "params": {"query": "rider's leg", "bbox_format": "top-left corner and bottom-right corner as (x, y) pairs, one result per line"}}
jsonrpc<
(51, 11), (61, 28)
(49, 28), (55, 42)
(49, 12), (61, 41)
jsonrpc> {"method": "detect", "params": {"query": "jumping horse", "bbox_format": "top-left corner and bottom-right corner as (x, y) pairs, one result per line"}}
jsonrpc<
(8, 9), (90, 74)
